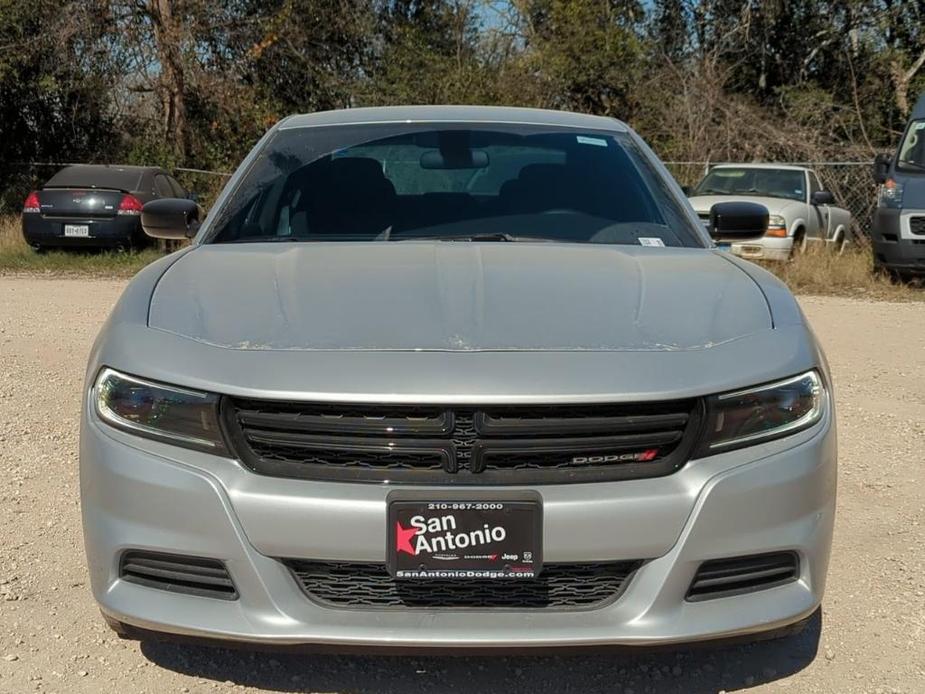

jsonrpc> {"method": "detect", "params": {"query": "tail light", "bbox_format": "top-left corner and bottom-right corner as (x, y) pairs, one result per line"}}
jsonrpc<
(117, 194), (143, 216)
(23, 191), (40, 214)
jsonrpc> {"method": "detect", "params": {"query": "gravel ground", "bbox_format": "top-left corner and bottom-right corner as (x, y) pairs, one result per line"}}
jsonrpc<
(0, 277), (923, 694)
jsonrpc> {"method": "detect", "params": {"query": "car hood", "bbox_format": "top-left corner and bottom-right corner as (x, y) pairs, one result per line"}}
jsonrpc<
(688, 195), (801, 216)
(148, 243), (772, 352)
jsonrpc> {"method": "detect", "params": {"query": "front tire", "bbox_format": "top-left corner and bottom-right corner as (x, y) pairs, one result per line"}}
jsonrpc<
(790, 229), (807, 258)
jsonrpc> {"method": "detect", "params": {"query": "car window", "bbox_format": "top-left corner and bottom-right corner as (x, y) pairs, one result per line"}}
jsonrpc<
(897, 120), (925, 172)
(45, 166), (143, 191)
(154, 174), (174, 197)
(694, 167), (806, 202)
(807, 171), (821, 196)
(167, 175), (186, 198)
(208, 124), (705, 248)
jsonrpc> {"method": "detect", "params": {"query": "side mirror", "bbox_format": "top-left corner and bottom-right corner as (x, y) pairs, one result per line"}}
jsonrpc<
(141, 198), (201, 239)
(680, 185), (692, 196)
(709, 201), (768, 240)
(873, 153), (891, 184)
(812, 190), (835, 206)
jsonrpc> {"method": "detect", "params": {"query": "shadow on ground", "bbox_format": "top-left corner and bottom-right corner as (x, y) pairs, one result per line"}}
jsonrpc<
(140, 610), (821, 693)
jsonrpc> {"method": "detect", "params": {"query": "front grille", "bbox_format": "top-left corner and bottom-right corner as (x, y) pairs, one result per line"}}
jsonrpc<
(222, 398), (703, 484)
(119, 550), (237, 600)
(910, 216), (925, 236)
(686, 552), (799, 602)
(285, 560), (640, 609)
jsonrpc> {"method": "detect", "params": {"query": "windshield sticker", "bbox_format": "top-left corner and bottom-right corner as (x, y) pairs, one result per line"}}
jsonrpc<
(639, 237), (666, 247)
(714, 170), (746, 177)
(576, 135), (608, 147)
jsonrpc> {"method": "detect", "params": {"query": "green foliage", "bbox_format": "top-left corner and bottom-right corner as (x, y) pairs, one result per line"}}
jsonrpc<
(1, 0), (924, 199)
(0, 0), (118, 210)
(515, 0), (645, 117)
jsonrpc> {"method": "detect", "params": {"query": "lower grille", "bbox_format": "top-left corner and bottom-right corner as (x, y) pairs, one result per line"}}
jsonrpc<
(910, 216), (925, 235)
(686, 552), (799, 602)
(120, 550), (237, 600)
(285, 560), (640, 609)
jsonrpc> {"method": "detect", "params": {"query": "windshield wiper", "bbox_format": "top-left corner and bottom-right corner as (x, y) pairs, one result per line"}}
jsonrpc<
(226, 236), (314, 243)
(396, 232), (555, 242)
(898, 160), (925, 172)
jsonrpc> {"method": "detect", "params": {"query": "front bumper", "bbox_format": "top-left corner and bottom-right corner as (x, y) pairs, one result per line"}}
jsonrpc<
(724, 236), (793, 261)
(80, 398), (836, 649)
(871, 208), (925, 274)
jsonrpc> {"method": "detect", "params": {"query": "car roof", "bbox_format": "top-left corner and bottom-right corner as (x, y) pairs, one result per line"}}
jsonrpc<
(279, 106), (628, 132)
(44, 164), (165, 190)
(709, 163), (809, 172)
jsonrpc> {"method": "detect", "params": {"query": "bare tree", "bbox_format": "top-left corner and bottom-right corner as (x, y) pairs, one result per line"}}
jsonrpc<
(890, 46), (925, 116)
(148, 0), (188, 159)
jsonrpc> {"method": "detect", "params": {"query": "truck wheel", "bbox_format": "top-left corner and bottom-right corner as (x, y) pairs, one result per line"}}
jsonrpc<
(830, 229), (849, 255)
(887, 269), (914, 285)
(791, 229), (806, 258)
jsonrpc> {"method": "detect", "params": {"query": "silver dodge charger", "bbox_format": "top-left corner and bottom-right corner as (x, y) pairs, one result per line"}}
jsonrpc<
(80, 106), (836, 649)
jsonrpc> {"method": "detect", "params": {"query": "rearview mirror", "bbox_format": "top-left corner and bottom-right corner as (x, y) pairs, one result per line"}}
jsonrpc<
(709, 201), (768, 240)
(141, 198), (201, 239)
(872, 153), (891, 184)
(420, 149), (489, 170)
(811, 190), (835, 206)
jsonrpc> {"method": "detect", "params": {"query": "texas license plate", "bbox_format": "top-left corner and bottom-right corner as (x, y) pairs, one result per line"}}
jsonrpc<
(387, 494), (542, 579)
(64, 224), (90, 237)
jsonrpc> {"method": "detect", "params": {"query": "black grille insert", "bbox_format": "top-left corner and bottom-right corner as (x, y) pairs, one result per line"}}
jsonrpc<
(285, 560), (640, 609)
(910, 216), (925, 236)
(223, 398), (703, 484)
(686, 552), (799, 602)
(120, 550), (237, 600)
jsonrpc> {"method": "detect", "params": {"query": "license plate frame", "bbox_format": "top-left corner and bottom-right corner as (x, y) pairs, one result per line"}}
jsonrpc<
(63, 224), (90, 238)
(386, 490), (543, 580)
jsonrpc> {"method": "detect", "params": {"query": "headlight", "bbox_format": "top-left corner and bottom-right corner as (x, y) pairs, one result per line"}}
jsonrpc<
(699, 370), (825, 454)
(765, 214), (788, 238)
(878, 179), (904, 208)
(93, 367), (226, 453)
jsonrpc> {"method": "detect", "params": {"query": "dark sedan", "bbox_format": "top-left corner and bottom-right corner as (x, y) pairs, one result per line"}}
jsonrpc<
(21, 165), (190, 250)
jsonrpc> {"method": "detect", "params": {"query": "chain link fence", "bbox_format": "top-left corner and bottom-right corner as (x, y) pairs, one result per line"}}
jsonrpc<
(6, 159), (879, 241)
(665, 161), (878, 241)
(1, 163), (232, 215)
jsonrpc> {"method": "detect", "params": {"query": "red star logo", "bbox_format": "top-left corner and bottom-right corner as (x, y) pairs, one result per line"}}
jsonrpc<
(395, 522), (419, 555)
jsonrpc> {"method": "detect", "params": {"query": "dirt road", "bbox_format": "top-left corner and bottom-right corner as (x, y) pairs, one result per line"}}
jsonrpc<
(0, 277), (923, 694)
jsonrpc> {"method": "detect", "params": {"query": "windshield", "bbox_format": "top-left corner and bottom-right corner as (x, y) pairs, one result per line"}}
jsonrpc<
(694, 167), (806, 202)
(207, 124), (704, 247)
(897, 120), (925, 172)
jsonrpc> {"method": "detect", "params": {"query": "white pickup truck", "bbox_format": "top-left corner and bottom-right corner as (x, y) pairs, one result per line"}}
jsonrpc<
(688, 163), (852, 260)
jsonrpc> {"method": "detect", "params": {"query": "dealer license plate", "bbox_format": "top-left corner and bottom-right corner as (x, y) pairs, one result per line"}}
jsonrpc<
(387, 494), (542, 579)
(64, 224), (90, 237)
